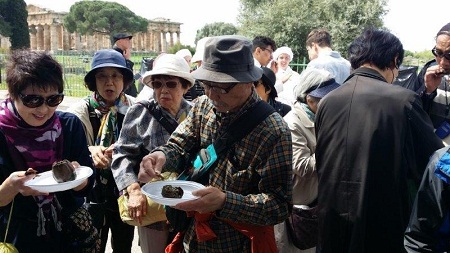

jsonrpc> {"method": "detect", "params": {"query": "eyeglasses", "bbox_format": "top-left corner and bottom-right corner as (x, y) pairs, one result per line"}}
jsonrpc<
(261, 47), (274, 54)
(95, 72), (124, 83)
(432, 47), (450, 61)
(199, 81), (238, 94)
(149, 80), (179, 89)
(19, 93), (64, 108)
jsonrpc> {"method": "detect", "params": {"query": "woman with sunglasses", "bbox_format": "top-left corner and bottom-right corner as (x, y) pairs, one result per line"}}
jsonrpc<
(111, 53), (193, 253)
(0, 50), (97, 252)
(67, 49), (136, 253)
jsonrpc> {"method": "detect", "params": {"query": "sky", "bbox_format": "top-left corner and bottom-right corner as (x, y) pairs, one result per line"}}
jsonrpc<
(24, 0), (450, 52)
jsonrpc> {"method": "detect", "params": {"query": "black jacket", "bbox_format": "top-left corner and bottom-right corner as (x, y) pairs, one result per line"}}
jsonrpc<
(315, 67), (443, 253)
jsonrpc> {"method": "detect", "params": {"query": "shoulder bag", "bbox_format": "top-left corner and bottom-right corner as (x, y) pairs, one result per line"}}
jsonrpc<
(0, 200), (19, 253)
(285, 200), (318, 250)
(166, 100), (275, 232)
(117, 100), (179, 226)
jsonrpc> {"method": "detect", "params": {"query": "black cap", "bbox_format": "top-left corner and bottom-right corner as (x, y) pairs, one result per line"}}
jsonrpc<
(261, 67), (277, 97)
(437, 23), (450, 36)
(113, 33), (133, 43)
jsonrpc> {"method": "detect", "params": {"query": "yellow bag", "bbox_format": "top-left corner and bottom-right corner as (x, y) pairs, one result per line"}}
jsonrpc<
(0, 243), (19, 253)
(118, 172), (177, 226)
(1, 200), (19, 253)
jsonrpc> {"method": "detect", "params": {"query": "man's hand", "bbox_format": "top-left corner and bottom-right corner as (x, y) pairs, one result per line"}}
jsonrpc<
(138, 151), (166, 183)
(174, 186), (226, 213)
(424, 65), (449, 93)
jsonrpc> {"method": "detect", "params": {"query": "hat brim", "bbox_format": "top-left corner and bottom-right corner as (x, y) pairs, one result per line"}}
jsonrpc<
(261, 73), (277, 98)
(85, 63), (134, 84)
(142, 69), (195, 88)
(308, 81), (340, 98)
(192, 67), (263, 83)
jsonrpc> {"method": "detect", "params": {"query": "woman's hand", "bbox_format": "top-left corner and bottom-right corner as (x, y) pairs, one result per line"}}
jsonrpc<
(88, 145), (111, 169)
(0, 169), (48, 206)
(126, 182), (148, 225)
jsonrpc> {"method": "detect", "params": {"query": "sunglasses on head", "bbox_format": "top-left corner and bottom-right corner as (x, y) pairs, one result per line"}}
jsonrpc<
(432, 47), (450, 61)
(19, 93), (64, 108)
(149, 80), (179, 89)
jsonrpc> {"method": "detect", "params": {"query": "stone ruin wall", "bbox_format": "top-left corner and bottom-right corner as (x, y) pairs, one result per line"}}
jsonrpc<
(0, 4), (182, 53)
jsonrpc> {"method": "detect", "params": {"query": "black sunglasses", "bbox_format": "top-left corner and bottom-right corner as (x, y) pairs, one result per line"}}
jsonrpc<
(19, 93), (64, 108)
(149, 80), (179, 89)
(432, 47), (450, 61)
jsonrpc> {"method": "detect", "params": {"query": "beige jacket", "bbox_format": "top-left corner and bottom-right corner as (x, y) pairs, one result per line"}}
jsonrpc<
(283, 102), (318, 205)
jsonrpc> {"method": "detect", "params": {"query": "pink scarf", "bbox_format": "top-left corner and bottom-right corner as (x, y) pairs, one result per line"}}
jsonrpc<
(0, 98), (64, 236)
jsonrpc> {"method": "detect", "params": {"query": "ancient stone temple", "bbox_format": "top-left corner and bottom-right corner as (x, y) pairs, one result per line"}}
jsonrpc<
(3, 4), (182, 52)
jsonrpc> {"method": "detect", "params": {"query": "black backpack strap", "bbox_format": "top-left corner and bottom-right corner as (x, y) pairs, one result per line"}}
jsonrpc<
(214, 100), (275, 155)
(137, 100), (178, 134)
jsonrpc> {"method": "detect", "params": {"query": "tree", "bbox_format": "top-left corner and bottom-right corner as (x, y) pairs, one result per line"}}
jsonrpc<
(194, 22), (238, 44)
(64, 0), (148, 45)
(0, 0), (30, 49)
(238, 0), (386, 62)
(167, 42), (195, 55)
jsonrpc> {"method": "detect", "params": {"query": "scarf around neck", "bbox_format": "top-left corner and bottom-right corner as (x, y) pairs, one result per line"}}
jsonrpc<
(0, 98), (64, 236)
(300, 102), (315, 122)
(0, 98), (63, 172)
(89, 92), (130, 147)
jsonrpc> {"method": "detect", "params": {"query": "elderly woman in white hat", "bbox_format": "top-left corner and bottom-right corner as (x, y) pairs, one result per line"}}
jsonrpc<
(111, 54), (194, 253)
(273, 46), (301, 106)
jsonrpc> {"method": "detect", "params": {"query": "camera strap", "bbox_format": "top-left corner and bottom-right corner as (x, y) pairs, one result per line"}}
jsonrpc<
(182, 100), (275, 181)
(137, 100), (178, 134)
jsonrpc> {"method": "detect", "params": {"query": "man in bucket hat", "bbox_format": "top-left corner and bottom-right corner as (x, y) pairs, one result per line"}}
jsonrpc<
(138, 35), (293, 252)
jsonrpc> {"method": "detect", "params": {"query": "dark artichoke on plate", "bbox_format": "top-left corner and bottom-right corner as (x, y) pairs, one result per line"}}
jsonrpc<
(161, 185), (184, 198)
(52, 159), (76, 183)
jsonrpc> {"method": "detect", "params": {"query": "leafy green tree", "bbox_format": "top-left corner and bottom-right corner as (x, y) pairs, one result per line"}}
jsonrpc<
(64, 0), (148, 45)
(194, 22), (238, 44)
(238, 0), (386, 62)
(167, 42), (194, 55)
(0, 0), (30, 49)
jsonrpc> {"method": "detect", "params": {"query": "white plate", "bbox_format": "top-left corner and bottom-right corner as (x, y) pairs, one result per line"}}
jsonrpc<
(141, 180), (205, 206)
(24, 166), (93, 193)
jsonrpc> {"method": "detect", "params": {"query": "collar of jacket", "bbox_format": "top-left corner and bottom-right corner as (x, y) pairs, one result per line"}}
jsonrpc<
(344, 67), (387, 84)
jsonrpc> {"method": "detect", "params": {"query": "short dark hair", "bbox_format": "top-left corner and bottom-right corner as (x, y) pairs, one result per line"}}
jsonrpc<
(6, 49), (63, 99)
(347, 28), (404, 70)
(252, 36), (277, 52)
(306, 29), (332, 47)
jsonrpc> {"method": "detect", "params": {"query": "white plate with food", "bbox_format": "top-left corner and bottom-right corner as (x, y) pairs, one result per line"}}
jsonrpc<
(24, 166), (93, 193)
(141, 180), (205, 206)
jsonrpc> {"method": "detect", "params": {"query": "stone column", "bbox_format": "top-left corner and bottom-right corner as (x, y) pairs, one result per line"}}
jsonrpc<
(73, 32), (82, 51)
(86, 34), (94, 51)
(170, 32), (174, 47)
(50, 24), (59, 52)
(162, 31), (168, 52)
(176, 32), (181, 44)
(63, 30), (70, 50)
(36, 25), (44, 51)
(29, 26), (37, 50)
(44, 25), (51, 51)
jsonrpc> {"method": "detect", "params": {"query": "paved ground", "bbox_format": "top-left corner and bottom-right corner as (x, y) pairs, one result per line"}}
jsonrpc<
(0, 89), (142, 253)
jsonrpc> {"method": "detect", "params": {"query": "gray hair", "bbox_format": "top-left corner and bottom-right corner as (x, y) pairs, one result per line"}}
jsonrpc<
(294, 68), (334, 103)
